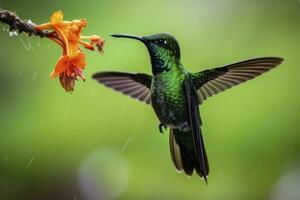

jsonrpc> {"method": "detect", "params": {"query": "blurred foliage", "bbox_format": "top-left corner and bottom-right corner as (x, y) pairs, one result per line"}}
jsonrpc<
(0, 0), (300, 200)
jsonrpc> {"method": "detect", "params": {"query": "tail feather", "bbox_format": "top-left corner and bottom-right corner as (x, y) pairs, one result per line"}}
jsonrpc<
(195, 133), (209, 178)
(169, 129), (183, 172)
(169, 128), (209, 179)
(180, 145), (196, 176)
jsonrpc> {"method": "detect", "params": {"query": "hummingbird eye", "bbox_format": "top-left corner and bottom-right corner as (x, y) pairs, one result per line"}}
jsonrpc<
(155, 39), (167, 46)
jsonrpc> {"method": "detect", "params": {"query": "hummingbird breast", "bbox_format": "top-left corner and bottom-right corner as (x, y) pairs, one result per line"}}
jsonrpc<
(151, 70), (188, 128)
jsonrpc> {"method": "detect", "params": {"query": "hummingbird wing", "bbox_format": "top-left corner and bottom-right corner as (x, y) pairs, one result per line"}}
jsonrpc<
(92, 72), (152, 104)
(192, 57), (283, 105)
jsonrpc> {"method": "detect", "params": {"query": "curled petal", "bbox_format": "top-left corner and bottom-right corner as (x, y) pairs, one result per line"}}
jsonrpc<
(79, 40), (94, 50)
(90, 35), (101, 42)
(72, 19), (87, 28)
(80, 35), (105, 53)
(95, 39), (105, 54)
(50, 55), (69, 78)
(70, 52), (86, 69)
(72, 66), (86, 80)
(91, 36), (105, 53)
(50, 11), (64, 24)
(85, 43), (94, 51)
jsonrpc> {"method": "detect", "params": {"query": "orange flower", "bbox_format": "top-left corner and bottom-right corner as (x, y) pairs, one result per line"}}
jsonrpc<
(35, 11), (105, 92)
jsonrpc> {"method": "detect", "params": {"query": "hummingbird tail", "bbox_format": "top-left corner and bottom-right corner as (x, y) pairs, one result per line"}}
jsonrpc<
(169, 129), (209, 180)
(170, 74), (209, 182)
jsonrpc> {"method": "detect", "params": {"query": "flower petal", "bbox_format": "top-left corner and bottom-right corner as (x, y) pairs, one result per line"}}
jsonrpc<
(50, 11), (64, 24)
(71, 52), (86, 69)
(50, 55), (69, 78)
(90, 36), (105, 53)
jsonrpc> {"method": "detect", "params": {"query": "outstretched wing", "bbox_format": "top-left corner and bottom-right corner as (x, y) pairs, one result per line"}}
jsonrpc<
(92, 72), (152, 104)
(192, 57), (283, 105)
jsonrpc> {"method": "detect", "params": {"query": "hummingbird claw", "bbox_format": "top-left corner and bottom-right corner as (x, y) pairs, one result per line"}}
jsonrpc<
(159, 123), (167, 134)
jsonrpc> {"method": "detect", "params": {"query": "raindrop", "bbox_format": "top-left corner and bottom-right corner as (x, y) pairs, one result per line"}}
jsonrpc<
(28, 36), (34, 50)
(19, 37), (30, 51)
(122, 137), (132, 152)
(9, 30), (18, 37)
(26, 155), (35, 171)
(32, 72), (38, 80)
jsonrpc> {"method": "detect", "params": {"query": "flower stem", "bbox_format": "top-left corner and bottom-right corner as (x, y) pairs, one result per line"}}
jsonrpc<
(0, 8), (54, 38)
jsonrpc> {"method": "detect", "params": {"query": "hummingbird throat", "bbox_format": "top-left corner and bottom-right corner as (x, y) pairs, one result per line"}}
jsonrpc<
(148, 44), (179, 74)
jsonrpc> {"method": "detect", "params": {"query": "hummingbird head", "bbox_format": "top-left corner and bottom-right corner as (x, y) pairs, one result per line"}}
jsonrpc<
(111, 33), (181, 74)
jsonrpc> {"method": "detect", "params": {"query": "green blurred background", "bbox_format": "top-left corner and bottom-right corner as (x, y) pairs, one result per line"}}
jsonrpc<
(0, 0), (300, 199)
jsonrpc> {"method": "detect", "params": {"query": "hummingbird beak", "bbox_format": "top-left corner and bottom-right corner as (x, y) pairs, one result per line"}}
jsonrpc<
(111, 34), (145, 42)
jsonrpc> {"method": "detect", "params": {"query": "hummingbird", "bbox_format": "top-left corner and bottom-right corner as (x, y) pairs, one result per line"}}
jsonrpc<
(92, 33), (283, 183)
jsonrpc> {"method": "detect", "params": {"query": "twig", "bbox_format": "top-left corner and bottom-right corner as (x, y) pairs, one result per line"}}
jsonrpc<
(0, 8), (54, 38)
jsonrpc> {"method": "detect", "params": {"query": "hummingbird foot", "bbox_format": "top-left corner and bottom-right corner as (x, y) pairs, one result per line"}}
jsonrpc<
(159, 123), (167, 134)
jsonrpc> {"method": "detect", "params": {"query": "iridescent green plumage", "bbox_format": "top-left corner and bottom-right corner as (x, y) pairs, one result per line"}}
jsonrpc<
(151, 65), (187, 128)
(93, 33), (283, 182)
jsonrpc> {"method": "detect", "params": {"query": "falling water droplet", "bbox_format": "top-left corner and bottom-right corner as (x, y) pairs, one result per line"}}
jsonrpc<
(26, 155), (35, 171)
(9, 31), (18, 37)
(32, 72), (38, 80)
(122, 137), (132, 152)
(19, 37), (30, 51)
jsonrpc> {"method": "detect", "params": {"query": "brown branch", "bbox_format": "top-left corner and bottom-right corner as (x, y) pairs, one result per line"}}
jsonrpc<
(0, 8), (54, 37)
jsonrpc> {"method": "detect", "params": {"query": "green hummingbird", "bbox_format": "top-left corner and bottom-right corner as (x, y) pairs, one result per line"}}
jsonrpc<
(92, 33), (283, 183)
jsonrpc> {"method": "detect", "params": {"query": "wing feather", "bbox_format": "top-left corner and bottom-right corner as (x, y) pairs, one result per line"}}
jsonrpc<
(192, 57), (283, 104)
(92, 72), (152, 104)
